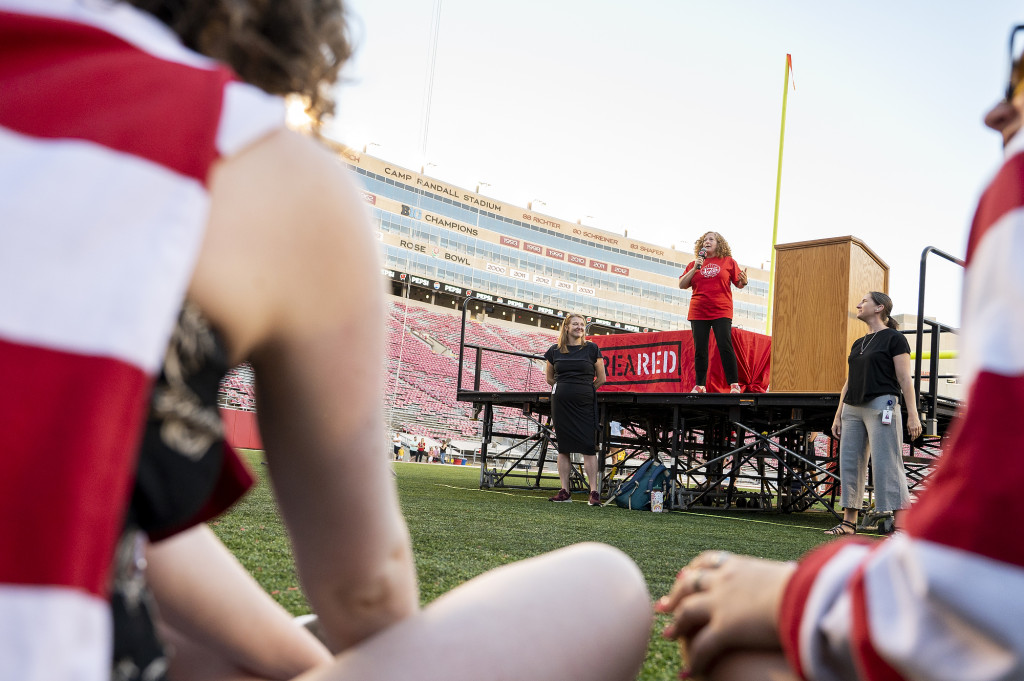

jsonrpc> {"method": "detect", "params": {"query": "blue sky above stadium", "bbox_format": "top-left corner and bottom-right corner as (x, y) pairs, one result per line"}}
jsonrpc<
(328, 0), (1023, 325)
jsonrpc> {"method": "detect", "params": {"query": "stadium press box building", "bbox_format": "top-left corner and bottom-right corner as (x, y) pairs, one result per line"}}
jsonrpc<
(337, 147), (771, 334)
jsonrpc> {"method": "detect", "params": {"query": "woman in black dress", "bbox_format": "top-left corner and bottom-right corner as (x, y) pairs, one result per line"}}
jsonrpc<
(544, 314), (607, 506)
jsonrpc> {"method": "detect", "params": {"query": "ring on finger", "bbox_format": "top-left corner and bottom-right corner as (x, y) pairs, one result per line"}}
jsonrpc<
(692, 569), (706, 593)
(711, 550), (732, 568)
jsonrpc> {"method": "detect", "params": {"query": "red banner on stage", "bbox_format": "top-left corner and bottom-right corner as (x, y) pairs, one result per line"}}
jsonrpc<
(592, 329), (771, 393)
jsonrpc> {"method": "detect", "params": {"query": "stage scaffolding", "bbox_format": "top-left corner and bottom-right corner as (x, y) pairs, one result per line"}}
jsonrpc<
(456, 301), (958, 526)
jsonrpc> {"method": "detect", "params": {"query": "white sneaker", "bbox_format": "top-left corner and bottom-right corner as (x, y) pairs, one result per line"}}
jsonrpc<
(691, 385), (707, 393)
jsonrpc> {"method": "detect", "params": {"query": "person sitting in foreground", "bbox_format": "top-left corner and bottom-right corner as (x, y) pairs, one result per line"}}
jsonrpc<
(0, 1), (652, 680)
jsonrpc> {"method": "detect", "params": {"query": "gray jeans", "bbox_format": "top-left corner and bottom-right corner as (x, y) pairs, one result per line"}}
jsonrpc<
(839, 394), (911, 513)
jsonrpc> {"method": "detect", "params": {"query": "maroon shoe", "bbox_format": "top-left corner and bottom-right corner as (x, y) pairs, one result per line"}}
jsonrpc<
(548, 488), (572, 503)
(588, 491), (601, 506)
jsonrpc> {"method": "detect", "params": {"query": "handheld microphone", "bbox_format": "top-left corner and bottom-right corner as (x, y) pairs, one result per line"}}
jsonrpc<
(698, 248), (707, 259)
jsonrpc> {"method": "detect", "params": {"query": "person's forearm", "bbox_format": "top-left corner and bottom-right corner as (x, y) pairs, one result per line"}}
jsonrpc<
(297, 505), (419, 652)
(679, 270), (696, 288)
(897, 372), (920, 422)
(834, 382), (848, 421)
(260, 396), (419, 652)
(147, 526), (332, 677)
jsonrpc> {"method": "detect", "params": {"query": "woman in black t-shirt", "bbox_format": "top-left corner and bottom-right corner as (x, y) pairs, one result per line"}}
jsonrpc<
(827, 292), (923, 536)
(544, 314), (607, 506)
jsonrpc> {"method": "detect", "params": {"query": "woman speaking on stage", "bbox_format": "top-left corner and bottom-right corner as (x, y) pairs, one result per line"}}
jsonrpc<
(826, 291), (922, 535)
(544, 313), (607, 506)
(678, 231), (748, 393)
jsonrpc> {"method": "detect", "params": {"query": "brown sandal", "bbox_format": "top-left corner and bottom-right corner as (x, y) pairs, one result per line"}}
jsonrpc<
(824, 520), (857, 536)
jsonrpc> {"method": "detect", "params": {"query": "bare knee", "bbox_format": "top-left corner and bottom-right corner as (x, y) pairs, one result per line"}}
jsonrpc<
(554, 542), (652, 626)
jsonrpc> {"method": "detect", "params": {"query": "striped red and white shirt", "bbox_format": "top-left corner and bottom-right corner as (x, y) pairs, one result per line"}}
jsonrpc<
(0, 1), (283, 678)
(778, 132), (1024, 679)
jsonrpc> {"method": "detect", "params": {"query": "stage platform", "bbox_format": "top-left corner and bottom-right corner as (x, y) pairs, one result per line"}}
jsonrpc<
(453, 245), (961, 526)
(459, 380), (955, 526)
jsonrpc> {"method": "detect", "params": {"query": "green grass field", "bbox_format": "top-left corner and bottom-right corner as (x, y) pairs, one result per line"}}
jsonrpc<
(213, 452), (849, 680)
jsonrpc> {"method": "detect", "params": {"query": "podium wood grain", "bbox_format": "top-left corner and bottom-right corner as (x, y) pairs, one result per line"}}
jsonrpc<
(771, 236), (888, 392)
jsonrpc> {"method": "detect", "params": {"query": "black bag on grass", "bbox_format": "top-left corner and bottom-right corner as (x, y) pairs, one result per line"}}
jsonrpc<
(612, 459), (668, 510)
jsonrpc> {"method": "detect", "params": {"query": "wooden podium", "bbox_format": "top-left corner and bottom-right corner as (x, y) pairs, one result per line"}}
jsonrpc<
(770, 236), (888, 392)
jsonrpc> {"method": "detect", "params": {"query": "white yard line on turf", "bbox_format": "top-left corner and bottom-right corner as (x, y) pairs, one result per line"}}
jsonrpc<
(432, 484), (874, 532)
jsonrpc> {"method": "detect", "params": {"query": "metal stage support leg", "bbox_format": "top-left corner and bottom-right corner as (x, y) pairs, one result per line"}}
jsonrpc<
(733, 423), (842, 521)
(667, 418), (841, 521)
(904, 433), (942, 494)
(478, 405), (566, 490)
(534, 414), (552, 489)
(597, 402), (608, 497)
(567, 455), (588, 493)
(667, 407), (682, 510)
(676, 419), (737, 509)
(479, 403), (494, 488)
(724, 406), (742, 509)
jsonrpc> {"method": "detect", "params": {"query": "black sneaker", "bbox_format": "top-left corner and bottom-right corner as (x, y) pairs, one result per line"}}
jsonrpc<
(548, 488), (572, 502)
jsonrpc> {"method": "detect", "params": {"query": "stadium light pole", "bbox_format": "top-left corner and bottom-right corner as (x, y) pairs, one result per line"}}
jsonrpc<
(363, 141), (382, 154)
(528, 198), (546, 211)
(476, 181), (491, 194)
(419, 0), (444, 163)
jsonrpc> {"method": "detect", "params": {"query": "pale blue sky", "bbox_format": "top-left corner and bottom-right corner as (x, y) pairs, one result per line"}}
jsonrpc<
(328, 1), (1023, 325)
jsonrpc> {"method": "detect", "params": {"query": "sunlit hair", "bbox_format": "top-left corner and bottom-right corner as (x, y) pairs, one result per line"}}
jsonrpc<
(123, 0), (353, 126)
(1013, 57), (1024, 97)
(869, 291), (899, 330)
(692, 231), (732, 257)
(557, 314), (587, 354)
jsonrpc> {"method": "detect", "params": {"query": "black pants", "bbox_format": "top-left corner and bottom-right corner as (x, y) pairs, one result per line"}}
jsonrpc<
(691, 318), (739, 386)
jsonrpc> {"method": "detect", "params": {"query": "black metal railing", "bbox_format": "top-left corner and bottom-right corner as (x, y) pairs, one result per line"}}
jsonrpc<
(584, 321), (634, 336)
(914, 246), (965, 434)
(456, 297), (547, 395)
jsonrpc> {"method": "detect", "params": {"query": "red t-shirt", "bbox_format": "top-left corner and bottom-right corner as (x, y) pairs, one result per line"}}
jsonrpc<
(681, 256), (741, 320)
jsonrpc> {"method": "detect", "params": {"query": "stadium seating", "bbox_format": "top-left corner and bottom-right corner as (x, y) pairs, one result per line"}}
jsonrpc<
(219, 363), (256, 411)
(217, 297), (559, 441)
(383, 298), (556, 439)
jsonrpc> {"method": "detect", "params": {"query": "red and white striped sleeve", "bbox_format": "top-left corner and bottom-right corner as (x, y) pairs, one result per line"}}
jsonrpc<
(0, 2), (282, 678)
(778, 138), (1024, 681)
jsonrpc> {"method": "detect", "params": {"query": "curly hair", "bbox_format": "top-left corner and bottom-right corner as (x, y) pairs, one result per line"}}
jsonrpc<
(692, 231), (732, 258)
(122, 0), (353, 125)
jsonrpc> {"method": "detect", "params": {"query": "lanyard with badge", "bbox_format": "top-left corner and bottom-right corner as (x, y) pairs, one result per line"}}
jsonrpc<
(881, 399), (894, 425)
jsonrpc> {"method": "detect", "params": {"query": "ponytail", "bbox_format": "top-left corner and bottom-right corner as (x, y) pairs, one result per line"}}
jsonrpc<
(869, 291), (898, 330)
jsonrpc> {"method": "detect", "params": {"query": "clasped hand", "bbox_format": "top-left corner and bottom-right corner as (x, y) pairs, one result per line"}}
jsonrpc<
(655, 551), (796, 679)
